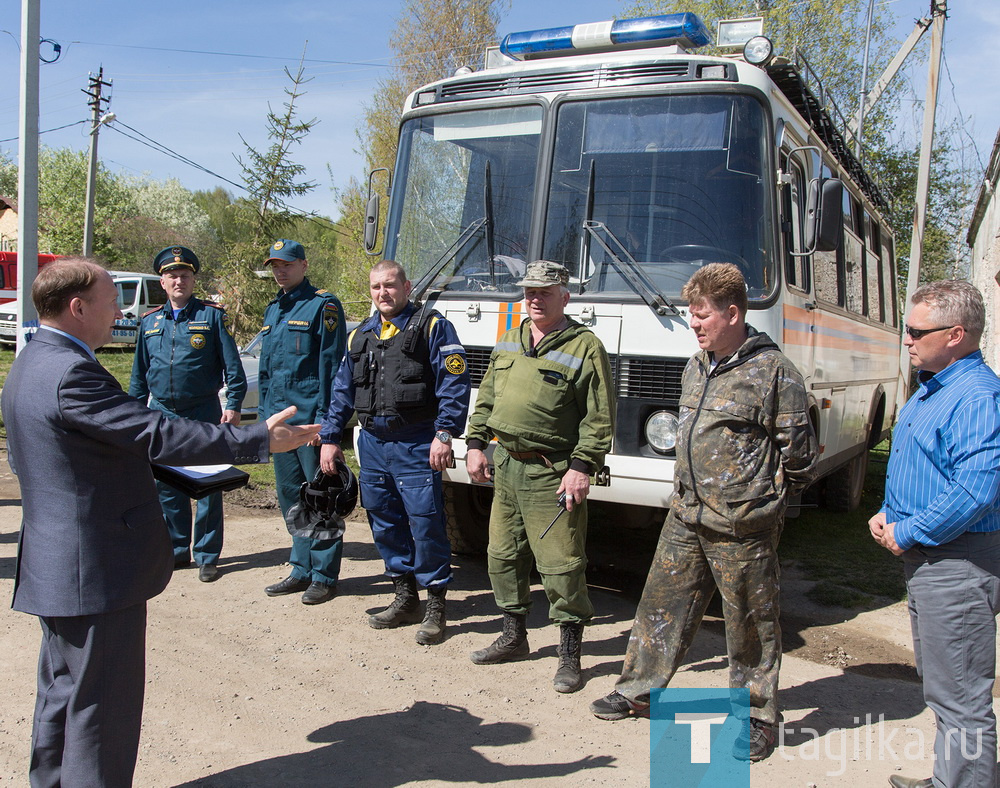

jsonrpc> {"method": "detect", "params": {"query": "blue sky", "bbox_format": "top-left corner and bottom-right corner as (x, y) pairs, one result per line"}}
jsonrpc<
(1, 0), (998, 222)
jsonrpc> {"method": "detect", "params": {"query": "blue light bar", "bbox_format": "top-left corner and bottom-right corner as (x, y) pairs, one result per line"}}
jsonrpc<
(499, 13), (711, 61)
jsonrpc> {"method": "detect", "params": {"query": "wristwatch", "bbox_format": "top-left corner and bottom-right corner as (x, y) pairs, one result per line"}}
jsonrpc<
(434, 430), (452, 445)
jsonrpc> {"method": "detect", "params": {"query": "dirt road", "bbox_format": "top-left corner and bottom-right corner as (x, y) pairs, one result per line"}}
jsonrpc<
(0, 458), (955, 787)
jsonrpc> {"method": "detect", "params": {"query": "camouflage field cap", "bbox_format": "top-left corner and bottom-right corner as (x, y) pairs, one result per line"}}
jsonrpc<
(515, 260), (569, 288)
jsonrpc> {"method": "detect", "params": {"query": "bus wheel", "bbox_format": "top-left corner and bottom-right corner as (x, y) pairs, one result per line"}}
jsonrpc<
(443, 481), (492, 556)
(822, 449), (869, 512)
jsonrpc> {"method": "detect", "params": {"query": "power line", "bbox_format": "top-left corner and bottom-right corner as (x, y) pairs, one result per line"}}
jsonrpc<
(0, 119), (87, 143)
(65, 39), (392, 68)
(105, 121), (353, 240)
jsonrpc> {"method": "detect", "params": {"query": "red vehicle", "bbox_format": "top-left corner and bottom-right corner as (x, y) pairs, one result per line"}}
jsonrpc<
(0, 252), (61, 305)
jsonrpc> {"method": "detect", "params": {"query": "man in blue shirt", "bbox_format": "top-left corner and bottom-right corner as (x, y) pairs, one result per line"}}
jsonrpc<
(130, 246), (247, 583)
(260, 239), (347, 605)
(870, 280), (1000, 788)
(320, 260), (470, 645)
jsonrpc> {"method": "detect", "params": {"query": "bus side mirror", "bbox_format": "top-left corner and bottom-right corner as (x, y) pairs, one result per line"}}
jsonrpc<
(364, 168), (391, 256)
(364, 193), (380, 253)
(805, 177), (843, 253)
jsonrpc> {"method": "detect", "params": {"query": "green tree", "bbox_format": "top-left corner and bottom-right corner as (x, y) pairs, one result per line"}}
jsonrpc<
(218, 54), (320, 341)
(336, 0), (508, 305)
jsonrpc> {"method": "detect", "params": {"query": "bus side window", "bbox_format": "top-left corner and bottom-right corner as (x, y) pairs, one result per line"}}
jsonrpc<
(865, 212), (883, 323)
(782, 157), (809, 292)
(147, 280), (168, 307)
(882, 235), (898, 328)
(841, 192), (865, 316)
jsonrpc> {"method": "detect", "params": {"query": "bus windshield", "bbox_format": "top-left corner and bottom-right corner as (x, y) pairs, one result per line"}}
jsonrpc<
(385, 93), (774, 301)
(385, 105), (542, 296)
(543, 94), (773, 300)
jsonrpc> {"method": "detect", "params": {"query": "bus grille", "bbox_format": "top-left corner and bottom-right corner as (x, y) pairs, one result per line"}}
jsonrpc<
(463, 346), (685, 404)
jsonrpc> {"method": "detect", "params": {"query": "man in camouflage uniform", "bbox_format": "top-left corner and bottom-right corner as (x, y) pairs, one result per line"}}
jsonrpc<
(466, 260), (613, 694)
(590, 263), (816, 762)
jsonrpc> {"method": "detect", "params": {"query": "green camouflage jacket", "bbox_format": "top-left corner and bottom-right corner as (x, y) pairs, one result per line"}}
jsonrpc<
(672, 325), (817, 537)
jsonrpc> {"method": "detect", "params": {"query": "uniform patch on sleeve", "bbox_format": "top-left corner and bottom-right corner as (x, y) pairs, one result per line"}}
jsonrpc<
(445, 353), (467, 375)
(324, 302), (339, 333)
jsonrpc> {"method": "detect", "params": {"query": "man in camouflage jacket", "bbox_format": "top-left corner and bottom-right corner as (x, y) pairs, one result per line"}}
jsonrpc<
(590, 263), (816, 762)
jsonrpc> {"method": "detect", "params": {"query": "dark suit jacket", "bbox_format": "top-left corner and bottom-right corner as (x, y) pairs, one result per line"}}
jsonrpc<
(1, 329), (269, 617)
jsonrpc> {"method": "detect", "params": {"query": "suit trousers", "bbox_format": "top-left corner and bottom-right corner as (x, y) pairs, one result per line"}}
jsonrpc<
(904, 531), (1000, 788)
(615, 512), (782, 724)
(31, 602), (147, 788)
(274, 443), (343, 586)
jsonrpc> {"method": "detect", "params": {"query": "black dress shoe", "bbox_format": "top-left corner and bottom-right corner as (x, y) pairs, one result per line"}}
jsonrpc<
(198, 564), (219, 583)
(265, 575), (311, 596)
(174, 556), (192, 569)
(887, 776), (933, 788)
(301, 582), (336, 605)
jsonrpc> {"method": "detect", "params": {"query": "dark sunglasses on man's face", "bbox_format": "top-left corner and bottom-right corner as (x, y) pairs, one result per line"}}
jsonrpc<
(904, 324), (955, 340)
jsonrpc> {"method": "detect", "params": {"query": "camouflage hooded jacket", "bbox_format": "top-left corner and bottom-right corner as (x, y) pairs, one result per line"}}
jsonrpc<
(672, 325), (817, 537)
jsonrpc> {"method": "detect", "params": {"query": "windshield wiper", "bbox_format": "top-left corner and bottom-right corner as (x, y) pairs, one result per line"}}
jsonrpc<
(412, 161), (500, 302)
(410, 216), (487, 303)
(581, 163), (679, 316)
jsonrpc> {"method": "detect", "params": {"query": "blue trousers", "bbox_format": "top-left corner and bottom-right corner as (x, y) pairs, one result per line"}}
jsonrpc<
(31, 603), (147, 788)
(273, 443), (343, 586)
(904, 531), (1000, 788)
(357, 429), (451, 588)
(150, 398), (224, 566)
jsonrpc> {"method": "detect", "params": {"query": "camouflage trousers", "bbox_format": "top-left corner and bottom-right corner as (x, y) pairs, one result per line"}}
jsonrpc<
(485, 446), (594, 624)
(615, 511), (782, 723)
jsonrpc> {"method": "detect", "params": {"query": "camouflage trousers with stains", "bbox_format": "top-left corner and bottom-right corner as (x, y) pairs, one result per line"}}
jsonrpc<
(615, 511), (782, 723)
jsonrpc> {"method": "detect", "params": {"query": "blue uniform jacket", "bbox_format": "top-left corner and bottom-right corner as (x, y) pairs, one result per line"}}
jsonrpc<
(320, 301), (471, 443)
(130, 297), (247, 412)
(259, 278), (346, 425)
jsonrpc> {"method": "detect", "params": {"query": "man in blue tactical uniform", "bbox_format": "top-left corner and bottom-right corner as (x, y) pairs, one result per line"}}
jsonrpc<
(130, 246), (247, 583)
(260, 239), (347, 605)
(320, 260), (471, 645)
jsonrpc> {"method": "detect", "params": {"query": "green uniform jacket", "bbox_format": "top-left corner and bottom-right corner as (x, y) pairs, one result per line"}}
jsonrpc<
(673, 325), (818, 537)
(467, 318), (614, 473)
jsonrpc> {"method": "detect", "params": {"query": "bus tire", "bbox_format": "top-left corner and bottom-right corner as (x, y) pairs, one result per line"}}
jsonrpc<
(443, 481), (492, 556)
(822, 449), (869, 512)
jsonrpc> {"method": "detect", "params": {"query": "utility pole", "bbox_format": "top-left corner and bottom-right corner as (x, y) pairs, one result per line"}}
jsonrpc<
(17, 0), (40, 355)
(898, 0), (947, 387)
(82, 67), (111, 257)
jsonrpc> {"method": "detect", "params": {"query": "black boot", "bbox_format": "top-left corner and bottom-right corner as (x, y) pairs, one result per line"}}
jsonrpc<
(369, 573), (422, 629)
(553, 623), (584, 693)
(469, 611), (529, 664)
(415, 586), (447, 645)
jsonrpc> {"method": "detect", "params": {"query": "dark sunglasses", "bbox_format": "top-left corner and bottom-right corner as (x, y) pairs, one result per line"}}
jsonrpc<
(904, 324), (955, 340)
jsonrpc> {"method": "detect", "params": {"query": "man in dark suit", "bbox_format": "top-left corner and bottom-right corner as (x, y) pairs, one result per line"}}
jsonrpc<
(2, 259), (320, 788)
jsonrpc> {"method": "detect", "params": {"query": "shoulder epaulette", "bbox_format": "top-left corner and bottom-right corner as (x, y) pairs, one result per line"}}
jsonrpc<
(204, 301), (225, 311)
(141, 305), (164, 318)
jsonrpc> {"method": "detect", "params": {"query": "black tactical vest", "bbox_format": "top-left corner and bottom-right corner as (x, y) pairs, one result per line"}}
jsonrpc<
(349, 305), (438, 431)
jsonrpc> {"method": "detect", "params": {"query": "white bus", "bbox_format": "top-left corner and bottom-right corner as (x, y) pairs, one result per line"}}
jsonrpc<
(365, 13), (903, 550)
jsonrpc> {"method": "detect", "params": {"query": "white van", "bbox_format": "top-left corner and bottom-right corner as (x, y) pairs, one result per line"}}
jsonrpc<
(0, 271), (168, 346)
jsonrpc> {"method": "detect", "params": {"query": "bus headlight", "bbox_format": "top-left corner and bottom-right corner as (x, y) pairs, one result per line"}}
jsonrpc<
(645, 410), (679, 453)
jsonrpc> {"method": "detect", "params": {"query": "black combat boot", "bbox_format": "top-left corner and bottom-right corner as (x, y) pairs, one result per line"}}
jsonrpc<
(553, 622), (584, 693)
(469, 611), (529, 664)
(369, 573), (422, 629)
(415, 586), (447, 645)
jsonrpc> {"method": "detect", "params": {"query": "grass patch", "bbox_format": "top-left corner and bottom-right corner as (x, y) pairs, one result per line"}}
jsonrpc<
(780, 441), (907, 605)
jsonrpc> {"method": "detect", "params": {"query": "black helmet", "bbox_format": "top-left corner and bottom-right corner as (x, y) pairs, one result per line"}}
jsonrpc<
(302, 460), (358, 518)
(284, 461), (358, 540)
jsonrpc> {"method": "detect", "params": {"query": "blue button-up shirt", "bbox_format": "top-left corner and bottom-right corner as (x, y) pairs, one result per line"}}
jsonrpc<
(883, 350), (1000, 550)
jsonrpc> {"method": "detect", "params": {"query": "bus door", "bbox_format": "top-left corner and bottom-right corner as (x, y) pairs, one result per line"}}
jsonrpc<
(780, 148), (817, 379)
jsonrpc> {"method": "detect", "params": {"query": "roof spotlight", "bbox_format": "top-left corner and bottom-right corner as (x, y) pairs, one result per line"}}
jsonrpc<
(743, 35), (774, 66)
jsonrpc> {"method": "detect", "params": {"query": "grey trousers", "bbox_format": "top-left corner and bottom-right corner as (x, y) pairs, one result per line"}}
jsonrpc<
(31, 602), (147, 788)
(904, 531), (1000, 788)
